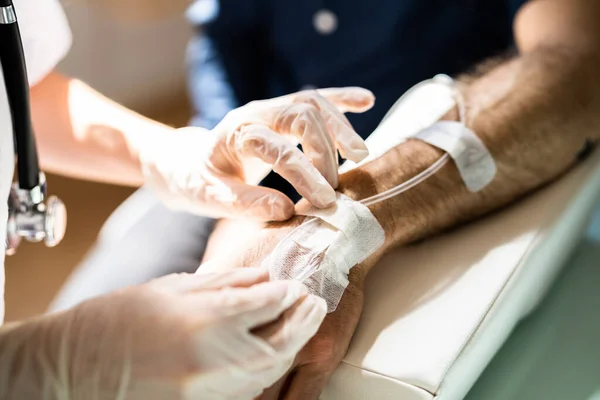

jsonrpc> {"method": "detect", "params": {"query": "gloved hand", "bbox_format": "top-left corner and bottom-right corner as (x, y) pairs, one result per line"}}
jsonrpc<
(1, 268), (326, 400)
(139, 87), (375, 220)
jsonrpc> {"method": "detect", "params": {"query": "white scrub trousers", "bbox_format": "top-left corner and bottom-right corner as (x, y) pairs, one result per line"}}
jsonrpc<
(50, 187), (216, 311)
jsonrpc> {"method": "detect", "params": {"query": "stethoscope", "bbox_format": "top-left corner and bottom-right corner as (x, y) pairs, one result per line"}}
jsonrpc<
(1, 0), (67, 255)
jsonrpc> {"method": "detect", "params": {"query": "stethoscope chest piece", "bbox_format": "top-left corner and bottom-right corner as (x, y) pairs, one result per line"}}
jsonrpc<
(6, 173), (67, 255)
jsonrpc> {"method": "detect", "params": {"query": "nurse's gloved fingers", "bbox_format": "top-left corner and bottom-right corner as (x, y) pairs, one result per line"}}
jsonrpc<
(315, 87), (375, 113)
(256, 374), (291, 400)
(189, 268), (271, 290)
(262, 104), (338, 187)
(234, 124), (337, 208)
(252, 294), (326, 356)
(294, 91), (369, 163)
(148, 269), (270, 294)
(328, 115), (369, 162)
(245, 358), (296, 400)
(218, 178), (295, 221)
(282, 366), (332, 400)
(287, 103), (340, 187)
(207, 280), (311, 327)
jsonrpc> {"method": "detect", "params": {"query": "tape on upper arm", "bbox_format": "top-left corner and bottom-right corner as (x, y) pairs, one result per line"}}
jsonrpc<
(413, 121), (497, 192)
(359, 75), (497, 205)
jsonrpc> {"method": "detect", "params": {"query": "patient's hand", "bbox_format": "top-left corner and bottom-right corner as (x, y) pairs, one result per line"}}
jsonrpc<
(258, 277), (365, 400)
(201, 207), (377, 399)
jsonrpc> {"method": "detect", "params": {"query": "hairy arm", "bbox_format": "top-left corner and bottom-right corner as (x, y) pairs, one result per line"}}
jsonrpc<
(331, 0), (600, 275)
(30, 72), (174, 186)
(214, 0), (600, 272)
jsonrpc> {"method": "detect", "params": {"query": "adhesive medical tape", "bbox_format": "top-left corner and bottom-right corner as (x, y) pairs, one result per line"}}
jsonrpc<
(299, 193), (385, 269)
(263, 194), (385, 312)
(413, 120), (497, 192)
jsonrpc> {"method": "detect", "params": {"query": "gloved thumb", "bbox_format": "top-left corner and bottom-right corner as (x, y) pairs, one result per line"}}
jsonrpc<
(316, 87), (375, 113)
(216, 179), (297, 221)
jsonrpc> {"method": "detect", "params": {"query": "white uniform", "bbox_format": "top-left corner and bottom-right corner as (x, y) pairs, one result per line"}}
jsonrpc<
(0, 0), (71, 323)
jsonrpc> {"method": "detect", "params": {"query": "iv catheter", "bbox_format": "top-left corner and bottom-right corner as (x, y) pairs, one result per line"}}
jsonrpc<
(0, 0), (67, 255)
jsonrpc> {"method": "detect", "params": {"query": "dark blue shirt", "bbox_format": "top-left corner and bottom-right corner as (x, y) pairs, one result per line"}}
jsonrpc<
(186, 0), (527, 201)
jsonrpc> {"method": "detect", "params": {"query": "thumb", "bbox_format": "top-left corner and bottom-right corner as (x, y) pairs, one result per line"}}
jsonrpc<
(223, 179), (296, 221)
(316, 87), (375, 113)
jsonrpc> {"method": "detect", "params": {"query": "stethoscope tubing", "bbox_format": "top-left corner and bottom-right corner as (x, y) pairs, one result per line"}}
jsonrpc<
(0, 0), (40, 190)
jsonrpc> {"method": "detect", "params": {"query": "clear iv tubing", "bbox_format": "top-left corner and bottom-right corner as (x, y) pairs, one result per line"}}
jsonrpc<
(359, 77), (466, 207)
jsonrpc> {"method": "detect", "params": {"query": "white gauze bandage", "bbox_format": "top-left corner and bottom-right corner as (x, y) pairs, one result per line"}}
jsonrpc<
(261, 193), (385, 312)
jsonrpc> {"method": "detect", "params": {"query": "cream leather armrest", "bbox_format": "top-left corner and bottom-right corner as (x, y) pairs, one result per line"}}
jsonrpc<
(322, 147), (600, 400)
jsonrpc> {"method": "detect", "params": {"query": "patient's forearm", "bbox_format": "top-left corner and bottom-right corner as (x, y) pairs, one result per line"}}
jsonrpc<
(327, 46), (600, 275)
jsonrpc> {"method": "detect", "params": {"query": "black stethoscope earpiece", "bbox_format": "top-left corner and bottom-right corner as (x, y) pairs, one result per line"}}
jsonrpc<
(1, 0), (66, 255)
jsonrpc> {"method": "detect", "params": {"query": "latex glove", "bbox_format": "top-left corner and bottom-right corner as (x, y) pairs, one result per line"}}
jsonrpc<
(2, 268), (326, 400)
(139, 87), (375, 220)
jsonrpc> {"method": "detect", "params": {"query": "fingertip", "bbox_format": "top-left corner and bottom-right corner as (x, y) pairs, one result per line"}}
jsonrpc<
(280, 281), (310, 310)
(318, 87), (375, 113)
(354, 98), (375, 113)
(310, 185), (337, 209)
(354, 87), (375, 105)
(243, 189), (295, 221)
(340, 87), (376, 112)
(270, 195), (296, 221)
(345, 145), (370, 163)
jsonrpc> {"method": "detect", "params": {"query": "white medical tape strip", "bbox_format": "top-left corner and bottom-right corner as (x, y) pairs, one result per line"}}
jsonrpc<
(262, 193), (385, 312)
(413, 120), (497, 192)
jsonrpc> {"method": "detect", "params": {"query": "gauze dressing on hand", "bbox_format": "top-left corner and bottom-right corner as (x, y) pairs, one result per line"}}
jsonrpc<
(262, 194), (385, 312)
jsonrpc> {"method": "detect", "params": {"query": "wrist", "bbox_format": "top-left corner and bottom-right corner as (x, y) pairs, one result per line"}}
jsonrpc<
(292, 106), (461, 279)
(337, 140), (446, 244)
(334, 108), (464, 276)
(137, 126), (213, 196)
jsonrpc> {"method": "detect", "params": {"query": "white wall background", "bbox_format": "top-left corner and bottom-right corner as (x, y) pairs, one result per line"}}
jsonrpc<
(57, 2), (193, 113)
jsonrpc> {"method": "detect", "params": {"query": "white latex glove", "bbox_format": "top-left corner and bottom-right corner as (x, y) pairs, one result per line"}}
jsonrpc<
(1, 268), (326, 400)
(139, 87), (375, 220)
